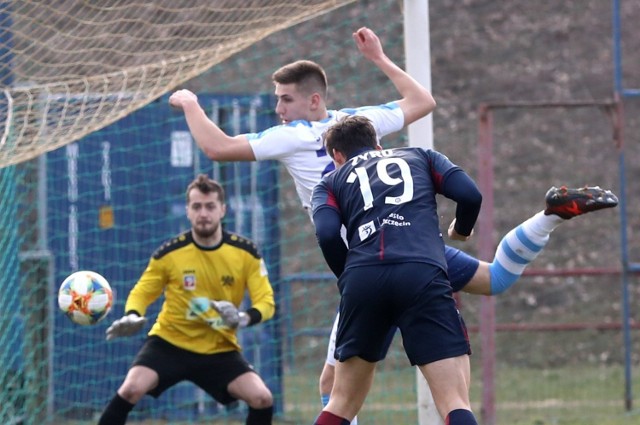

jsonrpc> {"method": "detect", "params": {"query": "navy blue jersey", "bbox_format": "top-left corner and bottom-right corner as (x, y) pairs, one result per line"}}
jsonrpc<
(312, 147), (472, 272)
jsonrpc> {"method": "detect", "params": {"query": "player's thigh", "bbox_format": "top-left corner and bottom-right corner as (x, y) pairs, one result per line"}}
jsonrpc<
(394, 266), (470, 365)
(444, 245), (483, 293)
(119, 365), (159, 402)
(327, 309), (396, 364)
(417, 354), (472, 415)
(130, 336), (189, 398)
(335, 266), (396, 362)
(191, 350), (264, 405)
(460, 260), (491, 295)
(227, 371), (273, 408)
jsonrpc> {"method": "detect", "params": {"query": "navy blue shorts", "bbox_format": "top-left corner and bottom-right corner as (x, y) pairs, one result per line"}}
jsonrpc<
(335, 263), (471, 366)
(132, 336), (254, 404)
(445, 245), (480, 292)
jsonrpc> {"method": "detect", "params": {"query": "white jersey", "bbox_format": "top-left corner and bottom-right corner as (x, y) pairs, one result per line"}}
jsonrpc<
(246, 102), (404, 210)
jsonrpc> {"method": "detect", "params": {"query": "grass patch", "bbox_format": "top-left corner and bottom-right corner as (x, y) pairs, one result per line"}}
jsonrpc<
(47, 364), (640, 424)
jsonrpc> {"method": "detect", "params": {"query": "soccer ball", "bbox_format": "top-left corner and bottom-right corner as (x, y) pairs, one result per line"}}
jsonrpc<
(58, 270), (114, 325)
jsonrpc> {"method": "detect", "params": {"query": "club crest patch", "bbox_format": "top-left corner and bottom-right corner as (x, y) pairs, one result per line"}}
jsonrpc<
(183, 274), (196, 290)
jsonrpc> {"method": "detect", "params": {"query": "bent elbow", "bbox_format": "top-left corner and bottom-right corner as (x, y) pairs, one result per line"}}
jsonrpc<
(415, 93), (436, 121)
(425, 93), (436, 113)
(201, 146), (218, 161)
(469, 189), (482, 208)
(198, 143), (230, 162)
(419, 87), (436, 114)
(464, 190), (483, 216)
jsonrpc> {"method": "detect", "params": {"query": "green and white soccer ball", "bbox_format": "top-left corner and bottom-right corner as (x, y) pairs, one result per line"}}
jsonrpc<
(58, 270), (114, 325)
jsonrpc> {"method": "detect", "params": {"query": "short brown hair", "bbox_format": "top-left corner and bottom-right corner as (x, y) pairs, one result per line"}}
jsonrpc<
(186, 174), (225, 203)
(324, 115), (377, 159)
(272, 60), (328, 98)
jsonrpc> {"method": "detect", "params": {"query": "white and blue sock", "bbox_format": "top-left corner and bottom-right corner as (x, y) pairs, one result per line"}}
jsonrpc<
(489, 211), (563, 295)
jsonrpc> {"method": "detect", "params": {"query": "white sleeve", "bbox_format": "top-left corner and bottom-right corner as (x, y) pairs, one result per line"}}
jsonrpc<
(352, 102), (405, 139)
(246, 124), (310, 161)
(246, 103), (404, 160)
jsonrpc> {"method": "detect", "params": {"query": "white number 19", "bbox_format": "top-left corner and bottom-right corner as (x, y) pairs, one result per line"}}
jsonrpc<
(346, 158), (414, 211)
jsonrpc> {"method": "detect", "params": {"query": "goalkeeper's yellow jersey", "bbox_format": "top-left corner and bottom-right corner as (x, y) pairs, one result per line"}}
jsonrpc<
(124, 230), (275, 354)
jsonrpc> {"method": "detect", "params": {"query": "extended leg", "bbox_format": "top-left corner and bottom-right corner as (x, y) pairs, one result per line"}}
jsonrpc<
(462, 186), (618, 295)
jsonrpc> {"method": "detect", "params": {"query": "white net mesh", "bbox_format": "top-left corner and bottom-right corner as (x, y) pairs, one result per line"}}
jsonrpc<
(0, 0), (355, 168)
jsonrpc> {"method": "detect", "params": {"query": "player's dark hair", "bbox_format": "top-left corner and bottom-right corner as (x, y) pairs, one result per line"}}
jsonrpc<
(186, 174), (226, 204)
(272, 60), (328, 98)
(324, 115), (377, 159)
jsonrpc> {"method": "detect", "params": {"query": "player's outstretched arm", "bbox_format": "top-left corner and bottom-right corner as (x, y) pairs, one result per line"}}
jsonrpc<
(169, 89), (256, 161)
(353, 27), (436, 126)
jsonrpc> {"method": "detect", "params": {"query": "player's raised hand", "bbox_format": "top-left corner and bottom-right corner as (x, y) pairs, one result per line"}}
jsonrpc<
(105, 314), (147, 341)
(353, 27), (384, 62)
(168, 89), (199, 110)
(210, 300), (250, 329)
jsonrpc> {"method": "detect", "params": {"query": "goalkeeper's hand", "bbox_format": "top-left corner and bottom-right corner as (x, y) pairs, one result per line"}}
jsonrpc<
(210, 300), (250, 329)
(105, 314), (147, 341)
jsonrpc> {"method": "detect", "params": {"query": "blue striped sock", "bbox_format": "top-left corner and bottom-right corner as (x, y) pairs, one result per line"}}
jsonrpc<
(321, 394), (330, 407)
(489, 212), (559, 294)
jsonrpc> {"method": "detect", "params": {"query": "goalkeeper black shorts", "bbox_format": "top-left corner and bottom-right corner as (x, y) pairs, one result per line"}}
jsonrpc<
(132, 336), (254, 403)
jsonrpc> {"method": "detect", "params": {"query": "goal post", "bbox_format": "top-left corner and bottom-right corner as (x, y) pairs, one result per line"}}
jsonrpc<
(404, 1), (444, 423)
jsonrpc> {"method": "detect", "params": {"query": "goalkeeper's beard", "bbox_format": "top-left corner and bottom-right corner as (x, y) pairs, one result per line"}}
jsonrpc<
(193, 222), (220, 239)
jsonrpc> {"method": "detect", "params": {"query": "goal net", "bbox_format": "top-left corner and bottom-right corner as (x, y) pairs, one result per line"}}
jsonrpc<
(0, 0), (355, 168)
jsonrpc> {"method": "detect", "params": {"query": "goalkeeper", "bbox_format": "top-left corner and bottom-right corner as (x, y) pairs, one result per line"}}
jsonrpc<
(169, 26), (619, 424)
(98, 174), (276, 425)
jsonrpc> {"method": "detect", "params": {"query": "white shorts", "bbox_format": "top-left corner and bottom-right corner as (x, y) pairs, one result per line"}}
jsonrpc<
(325, 312), (340, 366)
(321, 222), (348, 368)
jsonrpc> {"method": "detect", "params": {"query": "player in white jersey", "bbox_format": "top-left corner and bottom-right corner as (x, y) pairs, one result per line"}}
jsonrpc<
(248, 103), (404, 211)
(169, 26), (429, 212)
(169, 26), (618, 424)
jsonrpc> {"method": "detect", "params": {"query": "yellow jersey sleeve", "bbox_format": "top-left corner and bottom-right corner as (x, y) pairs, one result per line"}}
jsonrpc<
(124, 256), (167, 317)
(245, 256), (275, 323)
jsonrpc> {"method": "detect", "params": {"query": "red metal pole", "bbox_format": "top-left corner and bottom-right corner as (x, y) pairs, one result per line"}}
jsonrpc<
(477, 104), (496, 425)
